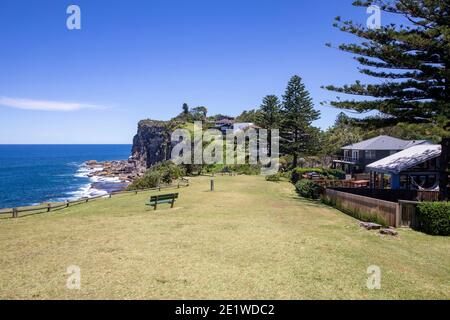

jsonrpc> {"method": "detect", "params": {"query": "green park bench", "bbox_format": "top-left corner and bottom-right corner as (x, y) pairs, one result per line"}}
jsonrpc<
(147, 193), (179, 210)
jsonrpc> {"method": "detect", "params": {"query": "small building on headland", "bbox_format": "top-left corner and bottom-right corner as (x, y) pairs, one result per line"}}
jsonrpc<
(366, 144), (441, 190)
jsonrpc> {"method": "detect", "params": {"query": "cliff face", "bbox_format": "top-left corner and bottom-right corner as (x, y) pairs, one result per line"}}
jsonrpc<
(130, 119), (173, 173)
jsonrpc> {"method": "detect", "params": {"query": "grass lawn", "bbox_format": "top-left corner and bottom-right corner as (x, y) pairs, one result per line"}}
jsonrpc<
(0, 175), (449, 299)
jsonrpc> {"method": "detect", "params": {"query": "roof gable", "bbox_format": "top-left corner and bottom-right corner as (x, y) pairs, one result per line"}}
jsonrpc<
(342, 135), (430, 151)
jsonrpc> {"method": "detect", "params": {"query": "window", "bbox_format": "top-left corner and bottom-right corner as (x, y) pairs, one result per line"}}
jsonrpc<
(365, 150), (376, 160)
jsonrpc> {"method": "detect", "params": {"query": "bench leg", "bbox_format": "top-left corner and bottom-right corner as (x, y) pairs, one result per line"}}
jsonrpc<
(171, 200), (175, 208)
(154, 203), (157, 210)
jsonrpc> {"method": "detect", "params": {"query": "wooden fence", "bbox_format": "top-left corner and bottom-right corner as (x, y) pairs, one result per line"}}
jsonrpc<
(323, 189), (399, 227)
(0, 178), (190, 219)
(329, 187), (440, 203)
(398, 200), (420, 228)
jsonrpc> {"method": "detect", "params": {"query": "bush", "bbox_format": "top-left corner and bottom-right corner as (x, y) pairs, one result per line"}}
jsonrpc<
(293, 167), (324, 175)
(324, 168), (345, 180)
(416, 202), (450, 236)
(290, 167), (345, 183)
(291, 170), (301, 184)
(265, 174), (280, 182)
(127, 161), (185, 190)
(234, 164), (261, 175)
(291, 168), (323, 184)
(295, 180), (324, 200)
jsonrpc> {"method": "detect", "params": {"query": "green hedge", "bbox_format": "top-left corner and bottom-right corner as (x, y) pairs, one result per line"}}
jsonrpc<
(416, 202), (450, 236)
(204, 164), (261, 175)
(295, 180), (324, 200)
(265, 174), (280, 182)
(290, 167), (345, 183)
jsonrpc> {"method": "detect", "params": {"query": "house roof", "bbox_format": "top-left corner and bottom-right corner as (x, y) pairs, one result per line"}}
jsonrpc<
(233, 122), (255, 132)
(342, 135), (430, 150)
(216, 118), (234, 125)
(366, 144), (441, 174)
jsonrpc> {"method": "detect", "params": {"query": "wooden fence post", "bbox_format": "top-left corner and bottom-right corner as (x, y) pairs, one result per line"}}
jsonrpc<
(47, 204), (51, 212)
(12, 208), (18, 218)
(66, 200), (70, 208)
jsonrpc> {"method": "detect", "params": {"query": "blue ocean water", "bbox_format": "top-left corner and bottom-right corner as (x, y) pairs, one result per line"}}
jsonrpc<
(0, 145), (132, 209)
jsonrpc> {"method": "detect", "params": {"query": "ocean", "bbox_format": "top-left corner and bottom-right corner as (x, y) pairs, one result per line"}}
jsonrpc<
(0, 145), (132, 209)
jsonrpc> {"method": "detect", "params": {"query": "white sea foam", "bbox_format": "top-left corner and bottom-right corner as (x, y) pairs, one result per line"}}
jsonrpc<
(74, 165), (103, 178)
(67, 163), (123, 201)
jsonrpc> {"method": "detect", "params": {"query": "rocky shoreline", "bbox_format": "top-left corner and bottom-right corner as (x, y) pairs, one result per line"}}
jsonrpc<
(80, 119), (174, 195)
(84, 159), (145, 184)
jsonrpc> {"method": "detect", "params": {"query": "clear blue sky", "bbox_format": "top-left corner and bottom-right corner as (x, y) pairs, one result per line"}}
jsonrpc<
(0, 0), (398, 144)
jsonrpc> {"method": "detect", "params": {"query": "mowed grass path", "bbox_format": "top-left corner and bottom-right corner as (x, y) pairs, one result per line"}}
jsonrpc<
(0, 175), (449, 299)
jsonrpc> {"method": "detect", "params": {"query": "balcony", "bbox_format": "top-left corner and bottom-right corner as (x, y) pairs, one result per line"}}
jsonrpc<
(331, 155), (361, 164)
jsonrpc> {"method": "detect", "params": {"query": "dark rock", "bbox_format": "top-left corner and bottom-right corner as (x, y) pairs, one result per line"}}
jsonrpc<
(130, 119), (175, 173)
(380, 228), (398, 236)
(85, 160), (98, 166)
(359, 222), (382, 230)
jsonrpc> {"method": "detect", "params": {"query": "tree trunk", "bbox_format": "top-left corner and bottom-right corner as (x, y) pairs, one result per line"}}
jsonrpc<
(292, 154), (298, 168)
(439, 137), (449, 201)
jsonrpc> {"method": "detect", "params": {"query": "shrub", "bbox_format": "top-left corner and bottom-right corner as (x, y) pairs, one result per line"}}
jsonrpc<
(127, 161), (185, 190)
(291, 170), (301, 184)
(290, 167), (345, 183)
(295, 180), (324, 200)
(293, 167), (324, 175)
(324, 168), (345, 180)
(291, 168), (323, 183)
(265, 174), (280, 182)
(416, 202), (450, 236)
(127, 171), (161, 190)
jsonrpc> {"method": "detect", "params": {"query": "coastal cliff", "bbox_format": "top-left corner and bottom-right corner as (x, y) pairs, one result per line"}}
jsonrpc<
(130, 119), (173, 172)
(84, 119), (176, 184)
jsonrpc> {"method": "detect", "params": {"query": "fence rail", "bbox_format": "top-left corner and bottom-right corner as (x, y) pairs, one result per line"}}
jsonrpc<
(328, 187), (440, 203)
(0, 178), (190, 218)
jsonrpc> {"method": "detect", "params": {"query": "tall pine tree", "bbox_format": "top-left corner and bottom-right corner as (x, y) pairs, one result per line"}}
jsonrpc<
(325, 0), (450, 200)
(257, 95), (282, 156)
(256, 95), (282, 129)
(281, 75), (320, 167)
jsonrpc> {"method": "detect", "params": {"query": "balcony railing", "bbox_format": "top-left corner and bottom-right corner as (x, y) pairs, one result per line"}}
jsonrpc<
(331, 155), (361, 163)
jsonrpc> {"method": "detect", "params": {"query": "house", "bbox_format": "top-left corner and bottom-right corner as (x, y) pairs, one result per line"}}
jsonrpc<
(233, 122), (259, 133)
(214, 118), (234, 134)
(366, 144), (441, 190)
(332, 135), (431, 174)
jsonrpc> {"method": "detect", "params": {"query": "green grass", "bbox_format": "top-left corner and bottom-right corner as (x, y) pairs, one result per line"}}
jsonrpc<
(0, 175), (449, 299)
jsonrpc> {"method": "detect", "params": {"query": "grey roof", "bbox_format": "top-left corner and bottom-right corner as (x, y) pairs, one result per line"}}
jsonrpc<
(366, 145), (441, 174)
(342, 135), (431, 151)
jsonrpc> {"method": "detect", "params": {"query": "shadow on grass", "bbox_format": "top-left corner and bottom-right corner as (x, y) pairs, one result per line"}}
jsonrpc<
(288, 193), (327, 208)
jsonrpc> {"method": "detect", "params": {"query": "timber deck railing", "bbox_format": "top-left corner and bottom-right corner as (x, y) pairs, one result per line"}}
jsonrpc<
(0, 178), (190, 219)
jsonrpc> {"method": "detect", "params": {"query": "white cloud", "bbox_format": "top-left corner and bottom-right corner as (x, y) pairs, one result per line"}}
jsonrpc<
(0, 96), (106, 112)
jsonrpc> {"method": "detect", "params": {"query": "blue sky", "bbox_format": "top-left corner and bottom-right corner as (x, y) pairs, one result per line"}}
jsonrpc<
(0, 0), (395, 144)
